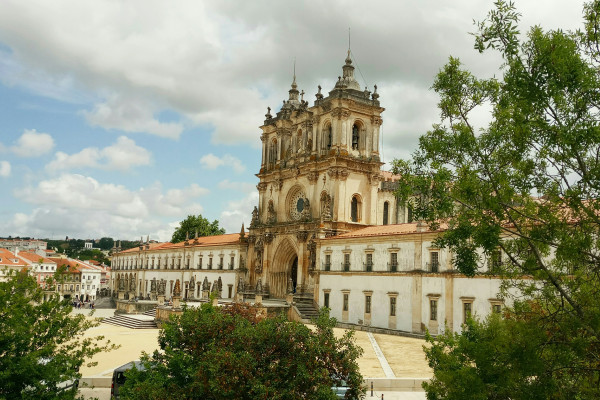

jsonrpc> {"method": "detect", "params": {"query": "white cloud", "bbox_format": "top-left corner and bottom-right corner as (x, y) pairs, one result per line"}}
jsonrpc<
(46, 136), (151, 172)
(218, 179), (256, 193)
(82, 96), (184, 139)
(219, 191), (259, 233)
(9, 174), (210, 239)
(200, 153), (245, 173)
(0, 161), (11, 177)
(10, 129), (54, 157)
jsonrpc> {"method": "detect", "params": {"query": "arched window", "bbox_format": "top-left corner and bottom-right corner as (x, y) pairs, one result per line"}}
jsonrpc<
(351, 195), (362, 222)
(269, 139), (277, 165)
(352, 124), (359, 150)
(323, 125), (332, 150)
(383, 201), (389, 225)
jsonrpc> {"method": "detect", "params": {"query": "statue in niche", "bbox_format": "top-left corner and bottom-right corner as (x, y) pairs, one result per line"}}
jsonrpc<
(321, 192), (332, 221)
(256, 278), (263, 294)
(250, 206), (259, 227)
(267, 201), (277, 224)
(150, 278), (157, 292)
(118, 278), (124, 291)
(173, 279), (181, 297)
(307, 234), (317, 271)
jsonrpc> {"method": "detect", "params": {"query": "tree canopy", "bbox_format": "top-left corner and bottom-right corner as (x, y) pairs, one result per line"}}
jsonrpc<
(171, 214), (226, 243)
(0, 269), (116, 399)
(392, 0), (600, 397)
(120, 303), (364, 400)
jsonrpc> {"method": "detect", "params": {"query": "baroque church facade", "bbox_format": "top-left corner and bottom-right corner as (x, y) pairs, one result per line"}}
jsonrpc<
(111, 51), (504, 335)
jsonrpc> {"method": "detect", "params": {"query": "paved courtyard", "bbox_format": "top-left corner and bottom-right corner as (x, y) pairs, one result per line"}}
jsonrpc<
(75, 308), (432, 398)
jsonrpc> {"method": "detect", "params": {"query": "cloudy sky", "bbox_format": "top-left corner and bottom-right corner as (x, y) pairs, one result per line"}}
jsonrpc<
(0, 0), (587, 241)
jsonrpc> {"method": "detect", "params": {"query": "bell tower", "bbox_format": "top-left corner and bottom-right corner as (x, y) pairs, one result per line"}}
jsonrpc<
(247, 50), (385, 299)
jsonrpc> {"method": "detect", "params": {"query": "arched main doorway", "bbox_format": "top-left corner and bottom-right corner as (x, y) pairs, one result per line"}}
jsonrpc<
(269, 238), (299, 298)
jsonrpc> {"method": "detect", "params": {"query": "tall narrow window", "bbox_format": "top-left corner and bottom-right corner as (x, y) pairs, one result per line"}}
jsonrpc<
(351, 196), (360, 222)
(324, 292), (330, 308)
(326, 126), (332, 149)
(430, 299), (438, 321)
(383, 201), (389, 225)
(365, 295), (371, 314)
(230, 256), (235, 270)
(352, 124), (359, 150)
(325, 254), (331, 271)
(390, 297), (397, 316)
(365, 253), (373, 272)
(390, 252), (398, 272)
(343, 293), (349, 312)
(343, 254), (350, 271)
(463, 302), (472, 323)
(430, 252), (439, 272)
(198, 257), (202, 269)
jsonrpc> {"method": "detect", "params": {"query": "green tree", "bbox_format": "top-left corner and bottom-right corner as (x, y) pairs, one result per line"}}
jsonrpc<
(77, 249), (110, 266)
(171, 214), (225, 243)
(120, 303), (364, 400)
(97, 237), (114, 250)
(393, 1), (600, 397)
(0, 269), (116, 399)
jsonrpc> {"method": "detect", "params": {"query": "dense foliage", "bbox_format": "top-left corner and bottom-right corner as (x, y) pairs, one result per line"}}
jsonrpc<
(120, 303), (364, 400)
(0, 270), (116, 399)
(171, 214), (226, 243)
(392, 1), (600, 398)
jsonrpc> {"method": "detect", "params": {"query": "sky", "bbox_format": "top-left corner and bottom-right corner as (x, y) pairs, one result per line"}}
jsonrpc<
(0, 0), (587, 242)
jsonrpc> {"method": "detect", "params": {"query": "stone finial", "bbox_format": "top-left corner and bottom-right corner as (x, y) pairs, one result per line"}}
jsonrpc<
(146, 235), (149, 244)
(173, 279), (181, 297)
(372, 84), (379, 100)
(316, 85), (324, 100)
(185, 231), (189, 241)
(240, 223), (245, 239)
(265, 106), (272, 119)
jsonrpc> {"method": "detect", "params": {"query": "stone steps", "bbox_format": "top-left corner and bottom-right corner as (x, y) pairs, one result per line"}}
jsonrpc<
(102, 314), (157, 329)
(143, 308), (156, 318)
(294, 296), (320, 320)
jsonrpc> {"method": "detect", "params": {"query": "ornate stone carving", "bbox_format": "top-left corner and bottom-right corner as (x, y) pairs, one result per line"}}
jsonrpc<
(202, 276), (210, 291)
(173, 279), (181, 297)
(188, 275), (195, 294)
(118, 278), (124, 291)
(301, 198), (311, 220)
(250, 206), (259, 228)
(264, 232), (275, 244)
(368, 172), (382, 186)
(274, 178), (283, 191)
(307, 171), (319, 183)
(321, 102), (332, 112)
(150, 278), (157, 292)
(267, 200), (277, 224)
(296, 230), (309, 242)
(307, 235), (317, 271)
(129, 278), (135, 291)
(256, 278), (263, 294)
(158, 279), (166, 295)
(328, 167), (349, 181)
(287, 278), (294, 294)
(257, 182), (267, 192)
(320, 192), (332, 221)
(247, 234), (256, 245)
(371, 115), (383, 126)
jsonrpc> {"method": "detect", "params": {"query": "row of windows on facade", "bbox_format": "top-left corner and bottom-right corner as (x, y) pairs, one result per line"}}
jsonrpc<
(114, 255), (237, 271)
(267, 123), (365, 166)
(321, 251), (442, 273)
(322, 292), (502, 323)
(56, 284), (96, 292)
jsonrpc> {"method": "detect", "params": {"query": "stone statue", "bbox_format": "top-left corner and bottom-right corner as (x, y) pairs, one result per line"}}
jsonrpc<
(129, 278), (135, 291)
(287, 278), (294, 294)
(211, 280), (219, 296)
(189, 275), (195, 290)
(256, 278), (263, 294)
(217, 277), (223, 294)
(173, 279), (181, 297)
(302, 198), (311, 219)
(150, 278), (157, 292)
(267, 201), (277, 224)
(308, 235), (317, 271)
(118, 278), (124, 291)
(202, 276), (210, 291)
(237, 275), (245, 293)
(250, 206), (259, 227)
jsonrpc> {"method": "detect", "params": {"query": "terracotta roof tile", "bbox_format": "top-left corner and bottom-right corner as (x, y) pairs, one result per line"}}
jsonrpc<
(0, 248), (29, 267)
(324, 222), (446, 240)
(17, 251), (55, 264)
(115, 233), (243, 254)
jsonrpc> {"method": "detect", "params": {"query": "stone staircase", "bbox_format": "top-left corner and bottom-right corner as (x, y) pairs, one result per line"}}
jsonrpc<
(294, 294), (320, 321)
(143, 308), (156, 318)
(102, 313), (157, 329)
